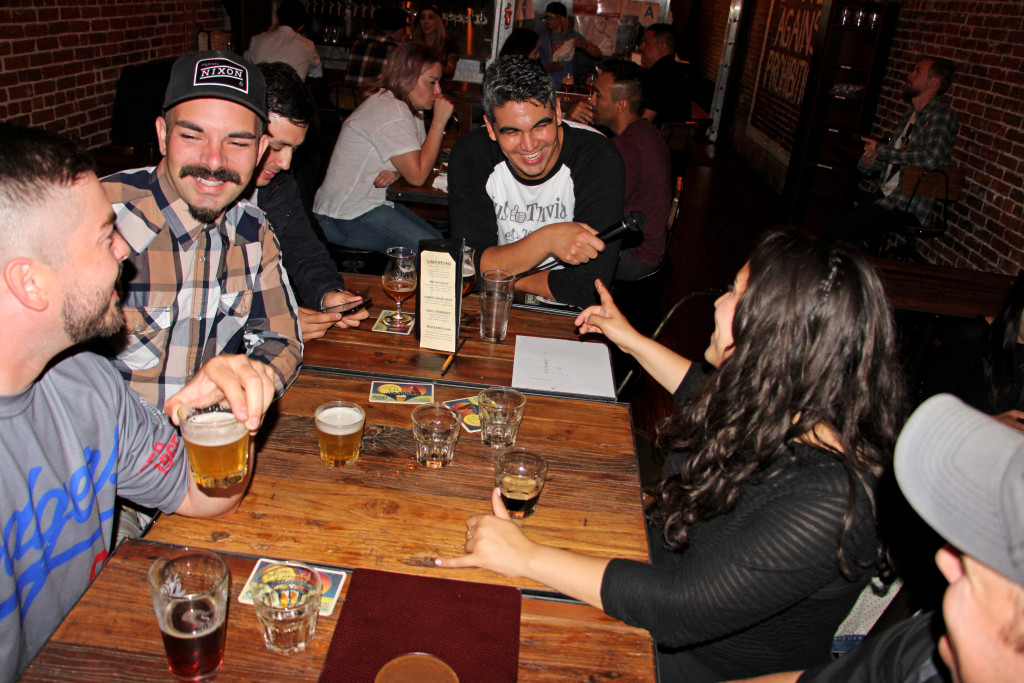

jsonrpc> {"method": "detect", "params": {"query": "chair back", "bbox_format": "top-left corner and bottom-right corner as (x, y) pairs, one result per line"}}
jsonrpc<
(901, 166), (965, 202)
(660, 121), (698, 152)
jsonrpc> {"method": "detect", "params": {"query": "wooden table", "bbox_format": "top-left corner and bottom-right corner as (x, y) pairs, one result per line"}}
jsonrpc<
(869, 256), (1015, 318)
(306, 273), (603, 393)
(23, 538), (655, 681)
(144, 370), (648, 594)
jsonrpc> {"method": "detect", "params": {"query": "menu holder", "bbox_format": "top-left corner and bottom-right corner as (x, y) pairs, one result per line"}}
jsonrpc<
(319, 568), (521, 682)
(415, 239), (462, 353)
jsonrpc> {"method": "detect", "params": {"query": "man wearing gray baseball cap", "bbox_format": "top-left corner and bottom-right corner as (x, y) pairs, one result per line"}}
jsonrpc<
(735, 393), (1024, 682)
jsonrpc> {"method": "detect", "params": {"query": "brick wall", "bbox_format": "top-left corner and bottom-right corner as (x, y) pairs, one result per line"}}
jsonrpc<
(690, 0), (1023, 274)
(693, 0), (733, 82)
(870, 0), (1024, 274)
(0, 1), (229, 149)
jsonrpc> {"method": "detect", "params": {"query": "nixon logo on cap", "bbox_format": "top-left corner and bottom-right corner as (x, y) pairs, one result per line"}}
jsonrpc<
(193, 57), (249, 94)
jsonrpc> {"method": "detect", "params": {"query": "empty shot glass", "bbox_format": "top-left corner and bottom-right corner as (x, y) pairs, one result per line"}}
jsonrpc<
(149, 547), (230, 681)
(177, 404), (250, 489)
(477, 387), (527, 449)
(495, 449), (549, 519)
(411, 403), (460, 468)
(251, 561), (322, 654)
(314, 401), (366, 467)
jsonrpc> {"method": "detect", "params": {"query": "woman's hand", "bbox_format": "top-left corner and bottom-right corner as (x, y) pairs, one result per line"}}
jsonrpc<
(993, 409), (1024, 433)
(373, 170), (400, 188)
(575, 279), (643, 354)
(431, 96), (456, 128)
(435, 488), (538, 578)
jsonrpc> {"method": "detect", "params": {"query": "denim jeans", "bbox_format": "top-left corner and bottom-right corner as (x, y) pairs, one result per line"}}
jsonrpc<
(315, 204), (442, 254)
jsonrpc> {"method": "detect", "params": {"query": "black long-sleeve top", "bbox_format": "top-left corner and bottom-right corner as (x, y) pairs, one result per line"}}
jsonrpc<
(601, 365), (878, 681)
(255, 170), (347, 308)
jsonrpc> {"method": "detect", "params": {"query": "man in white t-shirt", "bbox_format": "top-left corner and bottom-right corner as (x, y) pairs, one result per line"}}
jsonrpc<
(449, 56), (624, 308)
(246, 0), (323, 81)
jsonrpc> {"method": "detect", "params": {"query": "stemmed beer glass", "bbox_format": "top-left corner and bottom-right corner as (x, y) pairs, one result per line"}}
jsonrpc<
(382, 246), (417, 329)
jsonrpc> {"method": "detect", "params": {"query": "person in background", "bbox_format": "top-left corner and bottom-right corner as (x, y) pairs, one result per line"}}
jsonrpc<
(499, 27), (541, 61)
(448, 56), (624, 309)
(537, 1), (601, 89)
(251, 62), (370, 341)
(102, 50), (302, 417)
(571, 60), (672, 281)
(438, 231), (907, 681)
(412, 5), (458, 78)
(638, 23), (693, 127)
(315, 42), (453, 253)
(0, 123), (260, 682)
(734, 394), (1024, 683)
(345, 7), (410, 92)
(827, 57), (959, 251)
(922, 270), (1024, 431)
(245, 0), (323, 81)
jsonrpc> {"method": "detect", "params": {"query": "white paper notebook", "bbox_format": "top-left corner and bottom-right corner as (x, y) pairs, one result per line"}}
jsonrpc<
(511, 336), (616, 400)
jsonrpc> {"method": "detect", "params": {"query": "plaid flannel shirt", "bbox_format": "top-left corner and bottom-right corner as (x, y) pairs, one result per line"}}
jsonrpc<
(344, 33), (397, 90)
(102, 165), (303, 409)
(859, 98), (959, 225)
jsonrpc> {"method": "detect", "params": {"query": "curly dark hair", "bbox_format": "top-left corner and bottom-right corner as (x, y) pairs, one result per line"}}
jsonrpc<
(481, 56), (557, 122)
(650, 230), (906, 577)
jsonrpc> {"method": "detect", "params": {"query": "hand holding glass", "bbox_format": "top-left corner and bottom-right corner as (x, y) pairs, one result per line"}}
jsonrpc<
(177, 404), (250, 489)
(495, 450), (549, 519)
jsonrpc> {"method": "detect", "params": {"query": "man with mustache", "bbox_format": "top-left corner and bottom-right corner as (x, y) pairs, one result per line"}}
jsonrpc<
(0, 123), (256, 681)
(827, 57), (959, 251)
(102, 51), (302, 424)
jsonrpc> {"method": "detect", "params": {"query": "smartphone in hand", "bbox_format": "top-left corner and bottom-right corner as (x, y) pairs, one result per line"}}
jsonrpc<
(322, 297), (373, 315)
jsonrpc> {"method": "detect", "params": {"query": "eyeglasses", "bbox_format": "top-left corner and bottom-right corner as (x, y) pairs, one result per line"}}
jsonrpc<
(544, 14), (560, 19)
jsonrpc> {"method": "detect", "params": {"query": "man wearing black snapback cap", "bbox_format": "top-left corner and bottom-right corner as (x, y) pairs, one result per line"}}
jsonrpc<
(102, 50), (302, 432)
(738, 393), (1024, 682)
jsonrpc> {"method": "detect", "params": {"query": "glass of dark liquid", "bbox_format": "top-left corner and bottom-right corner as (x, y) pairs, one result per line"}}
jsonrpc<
(148, 548), (229, 681)
(381, 246), (417, 330)
(494, 449), (549, 519)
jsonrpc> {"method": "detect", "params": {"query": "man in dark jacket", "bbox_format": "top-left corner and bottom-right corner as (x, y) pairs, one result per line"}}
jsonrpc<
(252, 62), (369, 341)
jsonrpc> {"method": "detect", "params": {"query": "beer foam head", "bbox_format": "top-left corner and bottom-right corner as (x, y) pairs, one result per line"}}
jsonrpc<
(316, 405), (365, 435)
(184, 410), (248, 445)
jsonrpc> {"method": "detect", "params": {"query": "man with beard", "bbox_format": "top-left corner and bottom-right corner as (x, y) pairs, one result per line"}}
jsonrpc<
(102, 51), (302, 419)
(250, 61), (369, 341)
(0, 124), (256, 681)
(827, 57), (959, 250)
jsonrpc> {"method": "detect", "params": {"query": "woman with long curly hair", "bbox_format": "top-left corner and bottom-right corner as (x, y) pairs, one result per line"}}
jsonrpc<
(437, 231), (907, 681)
(314, 42), (454, 253)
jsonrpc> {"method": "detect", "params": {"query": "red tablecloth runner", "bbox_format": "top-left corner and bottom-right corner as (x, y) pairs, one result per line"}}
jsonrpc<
(319, 568), (521, 682)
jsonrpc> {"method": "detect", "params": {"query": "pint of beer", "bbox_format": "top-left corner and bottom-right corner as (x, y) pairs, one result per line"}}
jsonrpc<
(178, 405), (250, 489)
(315, 401), (366, 467)
(148, 548), (229, 681)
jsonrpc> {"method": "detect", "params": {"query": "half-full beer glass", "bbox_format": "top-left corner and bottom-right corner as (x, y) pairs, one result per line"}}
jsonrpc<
(315, 401), (366, 467)
(178, 405), (250, 488)
(149, 548), (229, 681)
